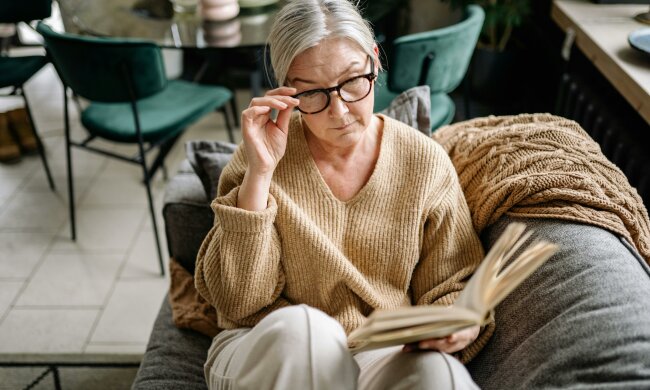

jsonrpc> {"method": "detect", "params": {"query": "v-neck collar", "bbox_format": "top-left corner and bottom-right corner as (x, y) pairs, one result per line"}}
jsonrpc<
(296, 114), (388, 206)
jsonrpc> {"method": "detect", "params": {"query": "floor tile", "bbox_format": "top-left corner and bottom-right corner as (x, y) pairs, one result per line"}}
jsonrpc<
(79, 176), (152, 207)
(15, 252), (123, 307)
(0, 309), (98, 353)
(59, 367), (139, 389)
(46, 147), (108, 178)
(51, 208), (146, 252)
(0, 156), (39, 178)
(0, 192), (68, 232)
(0, 366), (139, 390)
(141, 196), (166, 230)
(0, 232), (51, 278)
(84, 343), (146, 355)
(36, 135), (64, 159)
(0, 281), (23, 319)
(121, 228), (169, 279)
(0, 175), (24, 199)
(89, 279), (168, 344)
(0, 366), (55, 390)
(22, 172), (92, 203)
(0, 196), (8, 214)
(94, 158), (147, 182)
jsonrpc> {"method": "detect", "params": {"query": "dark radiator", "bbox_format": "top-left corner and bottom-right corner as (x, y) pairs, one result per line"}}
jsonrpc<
(555, 72), (650, 206)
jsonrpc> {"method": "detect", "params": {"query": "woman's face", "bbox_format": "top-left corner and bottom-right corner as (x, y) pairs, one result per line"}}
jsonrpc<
(287, 38), (379, 148)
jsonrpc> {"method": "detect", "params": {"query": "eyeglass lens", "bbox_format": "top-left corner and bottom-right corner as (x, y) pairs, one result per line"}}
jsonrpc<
(297, 75), (373, 114)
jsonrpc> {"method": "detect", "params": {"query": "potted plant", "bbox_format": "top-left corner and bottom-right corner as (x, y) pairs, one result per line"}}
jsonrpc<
(444, 0), (532, 107)
(358, 0), (410, 46)
(446, 0), (531, 52)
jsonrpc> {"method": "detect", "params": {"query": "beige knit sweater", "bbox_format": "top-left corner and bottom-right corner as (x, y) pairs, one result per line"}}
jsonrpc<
(195, 114), (494, 362)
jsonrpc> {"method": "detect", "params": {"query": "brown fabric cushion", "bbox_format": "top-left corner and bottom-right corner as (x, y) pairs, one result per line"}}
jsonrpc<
(169, 257), (220, 338)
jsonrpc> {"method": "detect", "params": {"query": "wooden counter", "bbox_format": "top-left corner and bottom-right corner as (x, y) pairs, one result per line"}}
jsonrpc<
(552, 0), (650, 124)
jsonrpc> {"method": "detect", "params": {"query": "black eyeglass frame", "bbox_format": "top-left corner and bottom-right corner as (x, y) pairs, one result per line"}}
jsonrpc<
(292, 55), (377, 115)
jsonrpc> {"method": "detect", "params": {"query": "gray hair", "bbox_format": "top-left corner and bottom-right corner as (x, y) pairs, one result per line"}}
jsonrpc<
(266, 0), (377, 87)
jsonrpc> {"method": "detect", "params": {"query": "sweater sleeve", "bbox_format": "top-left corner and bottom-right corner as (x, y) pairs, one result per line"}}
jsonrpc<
(194, 148), (286, 324)
(410, 168), (495, 363)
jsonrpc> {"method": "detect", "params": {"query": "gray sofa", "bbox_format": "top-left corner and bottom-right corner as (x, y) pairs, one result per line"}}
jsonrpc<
(132, 160), (650, 389)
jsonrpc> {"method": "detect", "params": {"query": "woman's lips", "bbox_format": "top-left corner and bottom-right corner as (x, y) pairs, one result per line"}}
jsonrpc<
(333, 121), (355, 130)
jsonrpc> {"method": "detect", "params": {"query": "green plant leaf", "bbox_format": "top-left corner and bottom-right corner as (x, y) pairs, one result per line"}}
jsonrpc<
(441, 0), (531, 51)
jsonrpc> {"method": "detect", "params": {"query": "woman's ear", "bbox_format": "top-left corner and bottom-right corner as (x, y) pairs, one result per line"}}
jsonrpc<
(373, 44), (380, 73)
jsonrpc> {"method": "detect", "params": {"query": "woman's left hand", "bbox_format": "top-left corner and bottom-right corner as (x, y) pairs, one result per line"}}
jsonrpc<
(402, 325), (480, 354)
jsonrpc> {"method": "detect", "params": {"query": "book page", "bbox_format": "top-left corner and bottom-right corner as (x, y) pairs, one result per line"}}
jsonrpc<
(348, 222), (558, 352)
(350, 305), (483, 340)
(454, 223), (534, 313)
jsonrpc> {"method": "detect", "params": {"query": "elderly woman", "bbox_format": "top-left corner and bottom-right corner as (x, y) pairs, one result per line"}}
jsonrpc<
(195, 0), (493, 388)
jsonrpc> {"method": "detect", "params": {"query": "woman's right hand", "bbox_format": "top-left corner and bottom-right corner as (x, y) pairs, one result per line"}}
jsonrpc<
(241, 87), (300, 177)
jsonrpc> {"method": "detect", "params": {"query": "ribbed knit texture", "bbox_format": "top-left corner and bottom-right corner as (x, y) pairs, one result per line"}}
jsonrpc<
(195, 114), (493, 363)
(432, 113), (650, 265)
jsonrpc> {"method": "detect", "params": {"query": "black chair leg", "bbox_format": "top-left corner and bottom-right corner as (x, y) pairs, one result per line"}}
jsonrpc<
(23, 92), (55, 190)
(230, 96), (239, 127)
(63, 87), (76, 240)
(140, 157), (165, 276)
(125, 68), (165, 276)
(136, 140), (165, 276)
(148, 133), (181, 182)
(221, 107), (234, 143)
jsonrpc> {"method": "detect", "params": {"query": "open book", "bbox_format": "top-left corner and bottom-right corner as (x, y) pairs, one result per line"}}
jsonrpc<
(348, 222), (558, 352)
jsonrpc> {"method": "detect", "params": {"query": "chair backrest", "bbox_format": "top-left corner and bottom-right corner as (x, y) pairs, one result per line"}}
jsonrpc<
(0, 0), (52, 23)
(36, 23), (167, 103)
(387, 5), (484, 94)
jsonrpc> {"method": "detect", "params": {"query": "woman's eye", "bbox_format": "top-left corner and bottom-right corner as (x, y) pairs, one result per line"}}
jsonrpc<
(346, 78), (363, 87)
(300, 90), (323, 98)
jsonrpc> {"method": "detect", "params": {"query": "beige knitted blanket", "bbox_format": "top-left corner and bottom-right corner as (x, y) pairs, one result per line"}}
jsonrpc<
(432, 113), (650, 265)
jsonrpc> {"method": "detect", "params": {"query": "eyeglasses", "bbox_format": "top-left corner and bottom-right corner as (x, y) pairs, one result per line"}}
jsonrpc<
(292, 56), (376, 115)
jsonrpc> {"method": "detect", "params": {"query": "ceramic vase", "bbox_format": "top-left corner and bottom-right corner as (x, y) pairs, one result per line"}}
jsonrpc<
(199, 0), (239, 21)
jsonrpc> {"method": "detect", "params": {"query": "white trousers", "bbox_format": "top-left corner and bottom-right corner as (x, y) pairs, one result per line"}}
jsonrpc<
(205, 305), (479, 390)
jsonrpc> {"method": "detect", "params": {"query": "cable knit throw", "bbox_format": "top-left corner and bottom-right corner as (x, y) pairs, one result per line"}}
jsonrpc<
(432, 113), (650, 265)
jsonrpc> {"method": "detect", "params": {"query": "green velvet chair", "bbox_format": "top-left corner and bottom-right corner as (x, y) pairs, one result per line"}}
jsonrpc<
(374, 5), (485, 132)
(37, 22), (235, 276)
(0, 0), (55, 188)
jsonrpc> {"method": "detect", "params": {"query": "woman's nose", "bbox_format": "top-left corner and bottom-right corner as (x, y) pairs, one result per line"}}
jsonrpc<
(328, 92), (349, 117)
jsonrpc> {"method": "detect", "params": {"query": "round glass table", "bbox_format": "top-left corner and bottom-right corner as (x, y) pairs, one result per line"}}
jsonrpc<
(55, 0), (287, 95)
(57, 0), (283, 49)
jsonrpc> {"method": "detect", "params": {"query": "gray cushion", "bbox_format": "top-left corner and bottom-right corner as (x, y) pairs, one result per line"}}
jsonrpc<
(185, 140), (238, 201)
(162, 170), (213, 274)
(467, 215), (650, 389)
(379, 85), (431, 136)
(131, 297), (211, 390)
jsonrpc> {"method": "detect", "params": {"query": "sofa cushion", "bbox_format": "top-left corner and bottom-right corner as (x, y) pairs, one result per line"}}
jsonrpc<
(169, 257), (220, 337)
(378, 85), (431, 136)
(185, 140), (238, 201)
(163, 171), (213, 274)
(132, 297), (211, 390)
(467, 215), (650, 389)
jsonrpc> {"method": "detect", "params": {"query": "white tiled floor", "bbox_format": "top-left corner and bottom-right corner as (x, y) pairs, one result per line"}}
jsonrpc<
(0, 48), (244, 362)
